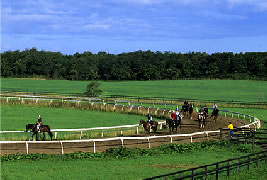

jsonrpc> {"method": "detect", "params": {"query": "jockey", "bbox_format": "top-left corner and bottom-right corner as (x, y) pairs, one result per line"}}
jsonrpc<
(147, 114), (153, 127)
(171, 111), (176, 120)
(213, 103), (218, 110)
(175, 108), (180, 121)
(37, 115), (43, 132)
(204, 106), (208, 119)
(184, 100), (188, 106)
(198, 106), (204, 120)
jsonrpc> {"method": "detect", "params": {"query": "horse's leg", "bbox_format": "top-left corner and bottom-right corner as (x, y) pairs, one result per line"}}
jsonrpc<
(36, 132), (39, 141)
(48, 131), (53, 140)
(42, 132), (46, 141)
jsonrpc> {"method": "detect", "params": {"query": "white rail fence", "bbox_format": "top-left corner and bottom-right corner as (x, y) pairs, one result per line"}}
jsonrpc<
(0, 122), (165, 139)
(0, 120), (261, 154)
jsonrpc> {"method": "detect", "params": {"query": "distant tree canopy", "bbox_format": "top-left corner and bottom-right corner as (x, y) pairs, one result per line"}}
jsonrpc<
(1, 48), (267, 80)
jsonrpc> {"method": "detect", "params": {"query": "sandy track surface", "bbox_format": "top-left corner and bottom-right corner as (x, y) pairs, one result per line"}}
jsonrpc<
(1, 113), (252, 155)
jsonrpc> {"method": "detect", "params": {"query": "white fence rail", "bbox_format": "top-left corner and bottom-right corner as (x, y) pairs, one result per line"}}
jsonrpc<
(0, 120), (260, 154)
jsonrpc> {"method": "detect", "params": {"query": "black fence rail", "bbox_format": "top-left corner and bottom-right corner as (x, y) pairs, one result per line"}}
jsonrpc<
(219, 128), (267, 151)
(144, 150), (267, 180)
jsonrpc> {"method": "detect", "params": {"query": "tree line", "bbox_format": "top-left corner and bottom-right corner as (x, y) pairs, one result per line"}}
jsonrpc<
(1, 48), (266, 81)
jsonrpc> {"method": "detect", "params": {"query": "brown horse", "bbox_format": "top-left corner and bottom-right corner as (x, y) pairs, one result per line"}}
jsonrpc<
(211, 108), (219, 122)
(188, 104), (194, 120)
(139, 120), (158, 136)
(26, 124), (53, 141)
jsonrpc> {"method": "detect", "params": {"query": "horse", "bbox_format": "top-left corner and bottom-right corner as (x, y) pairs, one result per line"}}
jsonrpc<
(181, 104), (189, 117)
(188, 104), (194, 120)
(211, 108), (219, 122)
(26, 123), (53, 141)
(166, 117), (181, 134)
(139, 120), (158, 136)
(198, 113), (205, 129)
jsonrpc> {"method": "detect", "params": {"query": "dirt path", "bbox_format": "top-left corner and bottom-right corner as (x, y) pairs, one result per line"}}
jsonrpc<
(1, 113), (254, 155)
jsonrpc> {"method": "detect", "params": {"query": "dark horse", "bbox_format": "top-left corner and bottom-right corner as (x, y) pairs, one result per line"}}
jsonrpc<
(181, 104), (189, 117)
(26, 124), (53, 141)
(188, 104), (194, 120)
(139, 120), (158, 136)
(211, 108), (219, 122)
(166, 118), (181, 134)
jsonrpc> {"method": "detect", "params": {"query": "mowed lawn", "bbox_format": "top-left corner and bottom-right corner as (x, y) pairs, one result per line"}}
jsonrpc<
(1, 78), (266, 103)
(1, 149), (257, 180)
(0, 104), (149, 131)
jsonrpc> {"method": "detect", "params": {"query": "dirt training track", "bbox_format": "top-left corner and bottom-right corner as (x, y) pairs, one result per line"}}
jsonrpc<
(1, 113), (253, 155)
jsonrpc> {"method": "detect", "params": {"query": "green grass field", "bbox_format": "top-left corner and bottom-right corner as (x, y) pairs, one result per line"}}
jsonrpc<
(2, 146), (262, 180)
(1, 78), (266, 103)
(0, 104), (152, 131)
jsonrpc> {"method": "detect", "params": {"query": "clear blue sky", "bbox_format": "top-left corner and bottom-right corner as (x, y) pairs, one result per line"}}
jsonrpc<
(2, 0), (267, 55)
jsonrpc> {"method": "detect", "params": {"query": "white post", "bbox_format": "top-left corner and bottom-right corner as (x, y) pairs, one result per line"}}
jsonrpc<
(120, 138), (124, 146)
(6, 97), (9, 103)
(232, 113), (234, 118)
(93, 141), (96, 153)
(26, 142), (29, 154)
(190, 136), (193, 143)
(147, 138), (151, 149)
(102, 131), (104, 137)
(55, 132), (58, 139)
(136, 127), (139, 134)
(60, 141), (64, 154)
(170, 137), (173, 143)
(80, 131), (82, 139)
(238, 114), (240, 118)
(160, 123), (163, 130)
(120, 129), (123, 135)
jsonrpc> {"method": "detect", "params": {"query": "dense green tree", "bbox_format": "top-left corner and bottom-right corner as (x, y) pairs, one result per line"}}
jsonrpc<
(84, 81), (102, 97)
(1, 48), (266, 81)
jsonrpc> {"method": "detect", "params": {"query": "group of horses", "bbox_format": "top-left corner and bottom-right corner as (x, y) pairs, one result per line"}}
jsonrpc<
(140, 104), (219, 136)
(25, 105), (219, 140)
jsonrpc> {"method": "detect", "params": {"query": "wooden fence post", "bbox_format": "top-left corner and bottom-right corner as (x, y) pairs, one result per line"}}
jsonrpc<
(93, 141), (96, 153)
(216, 163), (219, 180)
(26, 142), (29, 154)
(247, 155), (250, 170)
(191, 169), (194, 180)
(237, 159), (240, 173)
(227, 161), (230, 176)
(205, 166), (207, 180)
(256, 154), (259, 168)
(60, 141), (64, 154)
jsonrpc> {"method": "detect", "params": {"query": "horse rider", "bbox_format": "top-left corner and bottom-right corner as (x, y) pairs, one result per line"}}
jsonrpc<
(184, 100), (188, 106)
(204, 106), (208, 119)
(198, 106), (204, 120)
(211, 106), (219, 117)
(213, 103), (218, 110)
(37, 115), (43, 132)
(171, 111), (177, 125)
(175, 108), (181, 121)
(147, 114), (153, 127)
